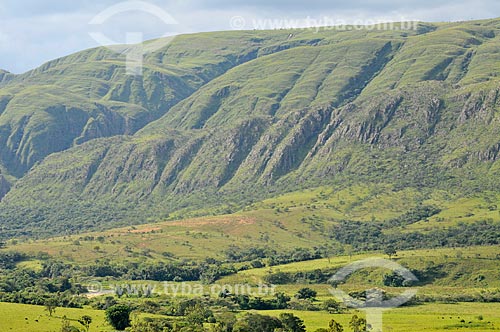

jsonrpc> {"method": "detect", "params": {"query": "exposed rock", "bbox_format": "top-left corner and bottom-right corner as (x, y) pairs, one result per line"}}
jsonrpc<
(0, 175), (11, 200)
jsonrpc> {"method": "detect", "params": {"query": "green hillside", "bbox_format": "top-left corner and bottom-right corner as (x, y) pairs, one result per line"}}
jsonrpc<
(3, 184), (499, 259)
(2, 19), (500, 238)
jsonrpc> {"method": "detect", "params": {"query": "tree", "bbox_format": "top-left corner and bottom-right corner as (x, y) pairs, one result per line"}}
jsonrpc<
(45, 298), (58, 317)
(279, 313), (306, 332)
(106, 304), (132, 330)
(295, 287), (317, 300)
(127, 318), (172, 332)
(275, 292), (291, 309)
(384, 246), (397, 259)
(233, 313), (282, 332)
(322, 299), (343, 313)
(328, 319), (344, 332)
(349, 315), (367, 332)
(212, 311), (237, 332)
(78, 315), (93, 332)
(186, 304), (213, 326)
(383, 272), (407, 287)
(60, 277), (72, 292)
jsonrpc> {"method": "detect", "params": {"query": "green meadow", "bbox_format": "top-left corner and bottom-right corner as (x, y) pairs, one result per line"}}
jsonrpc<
(0, 302), (112, 332)
(1, 301), (499, 331)
(255, 303), (500, 332)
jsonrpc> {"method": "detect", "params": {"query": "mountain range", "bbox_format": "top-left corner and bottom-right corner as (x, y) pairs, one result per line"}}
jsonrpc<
(1, 19), (500, 238)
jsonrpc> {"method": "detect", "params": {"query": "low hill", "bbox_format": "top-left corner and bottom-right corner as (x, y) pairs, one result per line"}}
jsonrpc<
(3, 184), (498, 260)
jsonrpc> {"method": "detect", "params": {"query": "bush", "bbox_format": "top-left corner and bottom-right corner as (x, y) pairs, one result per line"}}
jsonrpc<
(295, 287), (317, 300)
(233, 313), (282, 332)
(279, 313), (306, 332)
(106, 304), (132, 330)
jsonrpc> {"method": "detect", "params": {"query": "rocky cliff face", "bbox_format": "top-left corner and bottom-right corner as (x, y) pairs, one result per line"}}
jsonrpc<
(0, 70), (13, 85)
(0, 175), (10, 201)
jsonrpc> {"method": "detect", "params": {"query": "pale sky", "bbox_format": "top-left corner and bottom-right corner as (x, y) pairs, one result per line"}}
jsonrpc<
(0, 0), (499, 73)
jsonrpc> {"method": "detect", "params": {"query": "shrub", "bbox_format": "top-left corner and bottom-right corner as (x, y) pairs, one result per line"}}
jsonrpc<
(106, 304), (132, 330)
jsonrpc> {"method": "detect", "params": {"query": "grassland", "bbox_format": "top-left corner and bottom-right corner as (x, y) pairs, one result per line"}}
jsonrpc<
(4, 183), (499, 264)
(1, 301), (499, 332)
(0, 302), (112, 332)
(0, 302), (174, 332)
(218, 246), (500, 302)
(256, 303), (500, 332)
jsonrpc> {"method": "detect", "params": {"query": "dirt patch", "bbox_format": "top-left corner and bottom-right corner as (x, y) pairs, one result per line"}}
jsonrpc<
(129, 227), (162, 234)
(167, 216), (256, 227)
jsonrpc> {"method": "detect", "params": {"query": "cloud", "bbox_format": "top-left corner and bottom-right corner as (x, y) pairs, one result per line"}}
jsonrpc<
(0, 0), (499, 73)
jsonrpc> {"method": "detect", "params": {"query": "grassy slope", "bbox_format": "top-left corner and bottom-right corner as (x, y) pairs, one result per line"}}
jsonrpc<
(3, 183), (499, 263)
(219, 246), (500, 301)
(2, 184), (499, 330)
(2, 246), (499, 331)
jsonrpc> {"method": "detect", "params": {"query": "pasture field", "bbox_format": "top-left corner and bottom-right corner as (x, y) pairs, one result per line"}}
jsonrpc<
(0, 302), (170, 332)
(0, 302), (112, 332)
(256, 302), (500, 331)
(1, 302), (499, 332)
